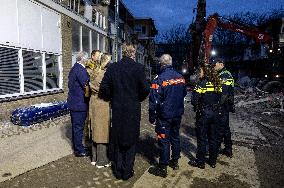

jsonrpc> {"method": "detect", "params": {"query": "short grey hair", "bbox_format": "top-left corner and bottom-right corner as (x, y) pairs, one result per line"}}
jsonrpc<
(160, 54), (172, 66)
(76, 51), (89, 62)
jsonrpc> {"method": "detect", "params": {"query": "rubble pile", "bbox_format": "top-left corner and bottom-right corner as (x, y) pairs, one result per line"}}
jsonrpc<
(234, 86), (284, 143)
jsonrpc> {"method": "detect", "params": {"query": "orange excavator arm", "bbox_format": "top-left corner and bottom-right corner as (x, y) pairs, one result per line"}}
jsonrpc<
(202, 13), (273, 64)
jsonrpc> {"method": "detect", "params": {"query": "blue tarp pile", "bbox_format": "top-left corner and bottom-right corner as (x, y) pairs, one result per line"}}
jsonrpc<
(11, 101), (69, 126)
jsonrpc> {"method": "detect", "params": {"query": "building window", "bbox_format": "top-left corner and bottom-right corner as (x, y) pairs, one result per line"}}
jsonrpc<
(103, 16), (107, 29)
(46, 54), (60, 89)
(142, 26), (146, 35)
(22, 50), (43, 92)
(0, 47), (20, 95)
(100, 14), (103, 28)
(69, 0), (80, 13)
(99, 35), (105, 52)
(135, 25), (142, 33)
(0, 46), (62, 99)
(72, 22), (81, 53)
(96, 12), (99, 25)
(82, 26), (90, 55)
(92, 31), (98, 51)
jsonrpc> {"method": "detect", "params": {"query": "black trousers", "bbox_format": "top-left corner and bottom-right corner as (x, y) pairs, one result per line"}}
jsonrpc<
(220, 111), (232, 152)
(112, 143), (136, 179)
(196, 109), (220, 165)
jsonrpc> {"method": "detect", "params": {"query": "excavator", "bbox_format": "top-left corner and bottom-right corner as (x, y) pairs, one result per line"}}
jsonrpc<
(189, 13), (283, 92)
(201, 13), (273, 64)
(189, 12), (274, 66)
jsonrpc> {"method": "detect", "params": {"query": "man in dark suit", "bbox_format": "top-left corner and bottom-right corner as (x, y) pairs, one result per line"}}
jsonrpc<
(99, 43), (149, 180)
(67, 51), (90, 157)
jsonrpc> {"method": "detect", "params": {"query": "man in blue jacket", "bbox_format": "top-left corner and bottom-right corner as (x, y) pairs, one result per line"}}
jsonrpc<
(148, 54), (187, 178)
(67, 51), (90, 157)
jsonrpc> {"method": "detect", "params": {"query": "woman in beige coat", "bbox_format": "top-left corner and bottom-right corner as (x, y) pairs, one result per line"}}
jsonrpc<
(89, 53), (112, 168)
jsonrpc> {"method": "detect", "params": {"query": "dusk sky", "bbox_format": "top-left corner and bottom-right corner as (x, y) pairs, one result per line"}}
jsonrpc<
(123, 0), (284, 33)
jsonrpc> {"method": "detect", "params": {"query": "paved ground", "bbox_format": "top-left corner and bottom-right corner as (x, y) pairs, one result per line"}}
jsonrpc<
(0, 96), (283, 187)
(0, 115), (73, 182)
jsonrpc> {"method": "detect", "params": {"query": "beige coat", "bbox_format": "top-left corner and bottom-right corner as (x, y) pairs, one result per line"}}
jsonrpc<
(88, 69), (110, 143)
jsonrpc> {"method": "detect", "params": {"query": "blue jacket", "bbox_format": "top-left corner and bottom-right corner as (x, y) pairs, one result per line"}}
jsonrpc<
(149, 66), (187, 121)
(67, 63), (90, 111)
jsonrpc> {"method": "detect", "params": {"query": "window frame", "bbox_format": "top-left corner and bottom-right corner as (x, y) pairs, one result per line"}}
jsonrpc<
(0, 45), (63, 100)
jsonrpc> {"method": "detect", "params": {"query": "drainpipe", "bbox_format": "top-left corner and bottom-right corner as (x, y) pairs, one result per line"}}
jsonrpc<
(114, 0), (119, 62)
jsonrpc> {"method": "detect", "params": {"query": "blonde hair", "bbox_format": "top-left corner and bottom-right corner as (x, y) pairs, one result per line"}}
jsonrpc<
(122, 43), (136, 58)
(100, 54), (112, 69)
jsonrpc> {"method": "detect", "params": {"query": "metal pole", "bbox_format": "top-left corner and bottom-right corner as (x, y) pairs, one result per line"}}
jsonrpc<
(114, 0), (119, 62)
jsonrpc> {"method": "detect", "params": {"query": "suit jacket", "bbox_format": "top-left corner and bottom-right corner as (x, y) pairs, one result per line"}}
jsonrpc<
(99, 57), (149, 146)
(67, 63), (90, 111)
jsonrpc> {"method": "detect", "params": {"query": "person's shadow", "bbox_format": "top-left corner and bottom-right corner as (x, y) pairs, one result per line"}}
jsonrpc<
(136, 134), (160, 165)
(135, 124), (198, 166)
(180, 124), (197, 162)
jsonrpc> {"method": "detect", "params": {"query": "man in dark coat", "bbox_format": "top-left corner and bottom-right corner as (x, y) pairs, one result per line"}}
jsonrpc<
(67, 51), (90, 157)
(99, 43), (149, 180)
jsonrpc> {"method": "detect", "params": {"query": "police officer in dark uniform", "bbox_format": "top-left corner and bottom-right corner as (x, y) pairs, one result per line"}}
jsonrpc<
(213, 58), (235, 158)
(148, 54), (187, 178)
(191, 65), (222, 168)
(67, 51), (90, 157)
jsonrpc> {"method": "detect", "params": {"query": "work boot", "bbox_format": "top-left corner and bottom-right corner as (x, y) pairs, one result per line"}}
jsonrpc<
(169, 159), (179, 170)
(148, 164), (167, 178)
(220, 149), (233, 158)
(189, 160), (205, 169)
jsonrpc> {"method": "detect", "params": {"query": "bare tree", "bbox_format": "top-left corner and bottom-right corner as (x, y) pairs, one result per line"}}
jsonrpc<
(157, 24), (191, 70)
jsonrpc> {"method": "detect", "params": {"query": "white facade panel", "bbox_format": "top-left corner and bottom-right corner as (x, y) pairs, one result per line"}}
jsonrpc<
(18, 0), (42, 50)
(0, 0), (19, 46)
(42, 7), (62, 54)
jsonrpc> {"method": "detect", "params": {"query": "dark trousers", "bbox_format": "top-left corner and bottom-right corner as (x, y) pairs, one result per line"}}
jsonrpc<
(196, 110), (219, 165)
(113, 143), (136, 179)
(92, 143), (110, 165)
(220, 111), (232, 152)
(70, 111), (87, 154)
(156, 117), (181, 165)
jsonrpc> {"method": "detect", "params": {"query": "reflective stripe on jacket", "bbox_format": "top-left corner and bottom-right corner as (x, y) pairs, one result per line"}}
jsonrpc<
(149, 66), (187, 120)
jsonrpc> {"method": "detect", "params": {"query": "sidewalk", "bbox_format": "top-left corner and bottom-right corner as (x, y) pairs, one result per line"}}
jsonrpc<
(0, 115), (73, 182)
(1, 99), (281, 187)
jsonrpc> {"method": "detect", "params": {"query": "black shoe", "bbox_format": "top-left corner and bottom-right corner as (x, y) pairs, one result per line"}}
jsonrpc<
(207, 161), (216, 168)
(169, 159), (179, 170)
(122, 170), (134, 181)
(189, 160), (205, 169)
(74, 152), (89, 157)
(148, 165), (167, 178)
(220, 149), (233, 158)
(74, 150), (90, 157)
(113, 171), (122, 180)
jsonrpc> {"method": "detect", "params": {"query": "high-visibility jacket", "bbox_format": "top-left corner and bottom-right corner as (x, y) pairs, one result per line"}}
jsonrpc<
(191, 79), (222, 112)
(218, 68), (235, 112)
(149, 66), (187, 121)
